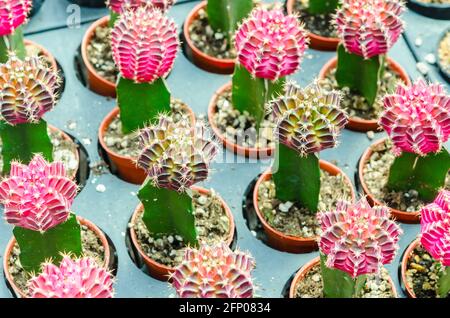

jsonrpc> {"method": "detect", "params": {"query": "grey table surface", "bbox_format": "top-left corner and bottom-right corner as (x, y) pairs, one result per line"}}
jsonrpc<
(0, 0), (448, 298)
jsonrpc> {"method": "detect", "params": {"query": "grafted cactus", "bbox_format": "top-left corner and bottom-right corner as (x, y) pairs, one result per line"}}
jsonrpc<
(380, 80), (450, 202)
(28, 255), (114, 298)
(231, 8), (309, 129)
(0, 154), (82, 273)
(420, 190), (450, 298)
(269, 81), (347, 212)
(111, 6), (180, 133)
(0, 54), (61, 174)
(317, 197), (402, 297)
(334, 0), (406, 106)
(171, 243), (255, 298)
(0, 0), (31, 36)
(137, 116), (219, 246)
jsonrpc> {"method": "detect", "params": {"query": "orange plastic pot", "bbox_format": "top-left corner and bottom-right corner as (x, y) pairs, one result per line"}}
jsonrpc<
(289, 256), (399, 298)
(25, 40), (58, 71)
(318, 57), (411, 132)
(253, 160), (356, 253)
(129, 186), (236, 281)
(358, 137), (420, 223)
(285, 0), (339, 51)
(183, 2), (235, 74)
(3, 216), (111, 298)
(208, 82), (274, 159)
(98, 106), (196, 185)
(81, 16), (116, 97)
(400, 238), (420, 298)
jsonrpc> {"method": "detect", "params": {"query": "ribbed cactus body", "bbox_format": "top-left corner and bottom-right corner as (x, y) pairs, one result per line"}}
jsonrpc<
(0, 155), (77, 232)
(171, 243), (255, 298)
(235, 9), (308, 81)
(270, 81), (348, 156)
(137, 116), (218, 192)
(380, 79), (450, 156)
(335, 0), (405, 59)
(318, 198), (402, 278)
(28, 256), (114, 298)
(0, 55), (60, 125)
(111, 7), (179, 83)
(0, 0), (31, 36)
(107, 0), (175, 14)
(421, 190), (450, 267)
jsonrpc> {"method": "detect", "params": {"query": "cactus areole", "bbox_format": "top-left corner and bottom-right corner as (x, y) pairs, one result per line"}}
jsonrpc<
(136, 116), (218, 246)
(0, 155), (82, 273)
(0, 54), (60, 174)
(232, 8), (309, 130)
(269, 81), (347, 212)
(420, 190), (450, 298)
(380, 79), (450, 203)
(111, 7), (179, 134)
(317, 198), (402, 297)
(334, 0), (405, 107)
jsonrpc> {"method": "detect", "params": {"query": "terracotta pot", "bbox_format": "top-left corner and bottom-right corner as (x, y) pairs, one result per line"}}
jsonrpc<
(400, 238), (420, 298)
(318, 56), (411, 132)
(289, 256), (399, 298)
(253, 160), (356, 253)
(81, 16), (116, 97)
(48, 124), (80, 181)
(24, 39), (58, 71)
(98, 105), (196, 185)
(285, 0), (339, 51)
(406, 0), (450, 20)
(129, 186), (236, 281)
(437, 28), (450, 84)
(208, 82), (274, 159)
(358, 137), (421, 223)
(183, 2), (235, 74)
(3, 216), (111, 298)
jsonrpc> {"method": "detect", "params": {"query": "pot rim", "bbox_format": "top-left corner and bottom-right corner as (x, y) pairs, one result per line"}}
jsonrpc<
(400, 238), (421, 298)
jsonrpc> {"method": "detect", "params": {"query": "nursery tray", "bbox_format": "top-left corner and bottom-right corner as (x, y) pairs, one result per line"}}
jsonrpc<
(0, 0), (447, 298)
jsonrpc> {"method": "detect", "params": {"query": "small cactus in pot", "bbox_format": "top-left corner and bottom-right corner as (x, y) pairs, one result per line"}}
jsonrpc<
(106, 0), (176, 26)
(420, 190), (450, 298)
(317, 197), (402, 297)
(170, 243), (255, 298)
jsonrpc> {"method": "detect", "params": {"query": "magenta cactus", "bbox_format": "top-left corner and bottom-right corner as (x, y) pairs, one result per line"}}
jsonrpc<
(318, 197), (402, 278)
(0, 54), (60, 126)
(0, 0), (31, 36)
(107, 0), (175, 14)
(111, 6), (179, 84)
(0, 154), (77, 232)
(235, 9), (309, 81)
(380, 79), (450, 156)
(171, 243), (255, 298)
(27, 255), (114, 298)
(335, 0), (405, 59)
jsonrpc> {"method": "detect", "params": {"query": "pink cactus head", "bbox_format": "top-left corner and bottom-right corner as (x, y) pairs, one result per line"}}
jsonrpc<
(137, 115), (218, 192)
(318, 197), (402, 278)
(420, 190), (450, 266)
(0, 54), (60, 126)
(335, 0), (405, 59)
(0, 0), (31, 36)
(0, 155), (78, 233)
(171, 243), (255, 298)
(235, 9), (309, 81)
(380, 79), (450, 156)
(107, 0), (176, 14)
(27, 255), (114, 298)
(111, 6), (179, 84)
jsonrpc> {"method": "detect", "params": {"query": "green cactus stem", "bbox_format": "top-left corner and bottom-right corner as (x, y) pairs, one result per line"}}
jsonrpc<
(0, 26), (26, 63)
(387, 149), (450, 202)
(116, 77), (171, 134)
(13, 214), (82, 273)
(335, 45), (384, 107)
(438, 265), (450, 298)
(0, 121), (53, 174)
(272, 143), (320, 212)
(109, 11), (120, 28)
(206, 0), (253, 45)
(308, 0), (339, 15)
(138, 179), (198, 246)
(232, 65), (285, 130)
(320, 253), (366, 298)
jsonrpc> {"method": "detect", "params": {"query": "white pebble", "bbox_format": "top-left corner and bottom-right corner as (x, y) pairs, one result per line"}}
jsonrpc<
(425, 53), (436, 65)
(367, 131), (375, 140)
(279, 201), (294, 213)
(416, 62), (429, 75)
(96, 184), (106, 193)
(415, 37), (423, 47)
